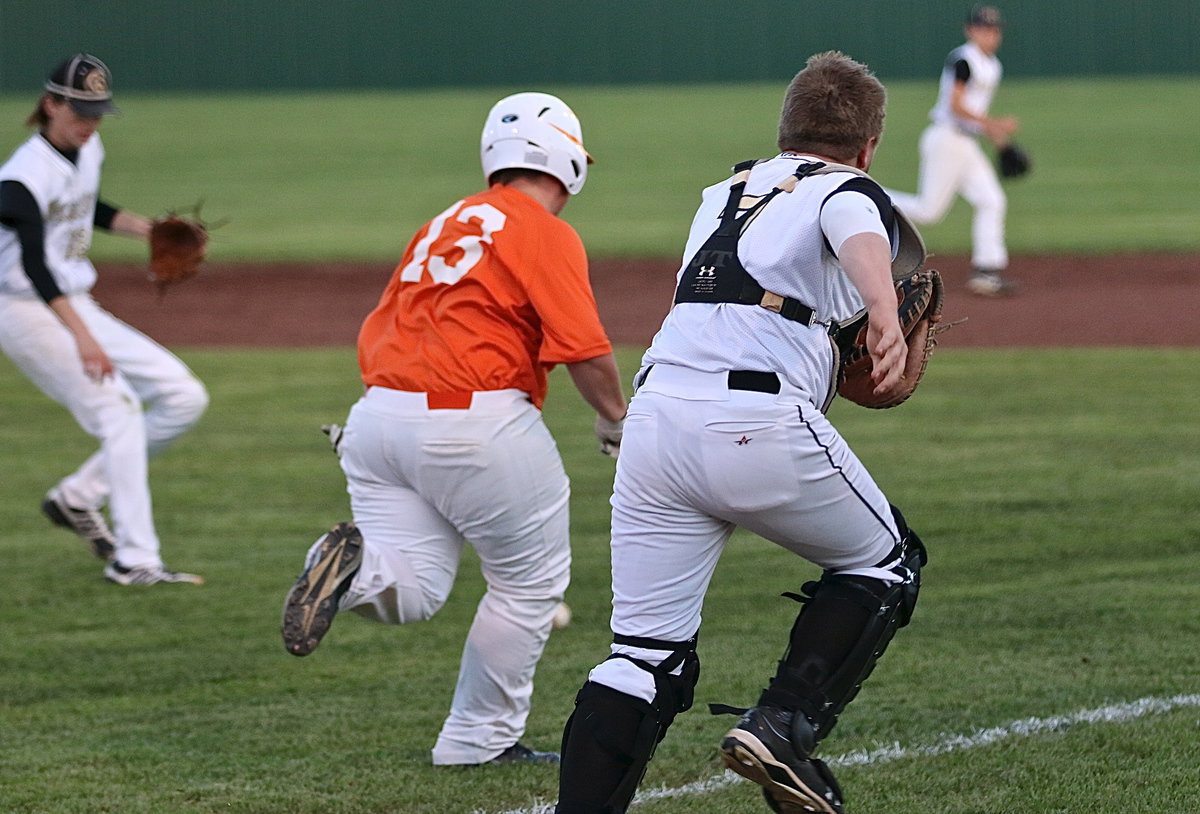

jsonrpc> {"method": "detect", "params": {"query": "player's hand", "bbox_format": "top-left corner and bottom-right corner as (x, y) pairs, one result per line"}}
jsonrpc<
(866, 311), (908, 398)
(321, 423), (344, 455)
(76, 334), (113, 382)
(986, 115), (1019, 144)
(595, 414), (625, 459)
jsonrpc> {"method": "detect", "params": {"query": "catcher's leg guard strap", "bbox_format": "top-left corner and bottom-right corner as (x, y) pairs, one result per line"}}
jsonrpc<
(759, 523), (926, 747)
(556, 637), (699, 814)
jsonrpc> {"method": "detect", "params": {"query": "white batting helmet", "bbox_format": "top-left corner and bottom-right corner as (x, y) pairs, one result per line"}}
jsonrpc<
(480, 92), (593, 195)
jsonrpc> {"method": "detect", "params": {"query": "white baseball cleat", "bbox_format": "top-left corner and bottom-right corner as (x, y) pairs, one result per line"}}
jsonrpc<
(104, 562), (204, 586)
(966, 269), (1018, 297)
(42, 488), (116, 561)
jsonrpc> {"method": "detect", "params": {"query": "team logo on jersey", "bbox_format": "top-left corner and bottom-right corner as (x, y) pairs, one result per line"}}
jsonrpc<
(736, 436), (752, 445)
(83, 69), (109, 94)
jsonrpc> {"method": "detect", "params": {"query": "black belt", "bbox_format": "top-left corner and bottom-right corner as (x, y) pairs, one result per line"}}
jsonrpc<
(727, 370), (781, 394)
(637, 365), (780, 394)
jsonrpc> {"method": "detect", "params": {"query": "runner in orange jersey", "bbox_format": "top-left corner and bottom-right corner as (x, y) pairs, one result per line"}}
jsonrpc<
(281, 92), (627, 766)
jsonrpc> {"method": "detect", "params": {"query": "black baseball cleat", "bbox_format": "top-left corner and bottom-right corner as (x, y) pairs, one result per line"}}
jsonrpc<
(281, 522), (363, 656)
(720, 706), (845, 814)
(487, 742), (560, 765)
(42, 489), (117, 561)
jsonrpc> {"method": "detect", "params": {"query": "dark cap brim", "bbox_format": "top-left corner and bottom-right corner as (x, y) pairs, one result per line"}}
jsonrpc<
(68, 98), (120, 117)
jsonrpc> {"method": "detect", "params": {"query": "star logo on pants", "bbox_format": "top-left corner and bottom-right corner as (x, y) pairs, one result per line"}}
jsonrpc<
(736, 436), (752, 445)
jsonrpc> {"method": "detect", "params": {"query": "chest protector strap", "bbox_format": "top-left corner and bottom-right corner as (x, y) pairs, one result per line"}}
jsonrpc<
(673, 160), (827, 326)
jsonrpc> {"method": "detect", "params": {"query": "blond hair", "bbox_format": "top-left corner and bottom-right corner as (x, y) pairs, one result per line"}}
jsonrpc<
(777, 51), (887, 162)
(25, 94), (56, 129)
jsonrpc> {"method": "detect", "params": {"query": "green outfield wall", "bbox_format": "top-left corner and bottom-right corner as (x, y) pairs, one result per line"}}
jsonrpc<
(1, 0), (1197, 92)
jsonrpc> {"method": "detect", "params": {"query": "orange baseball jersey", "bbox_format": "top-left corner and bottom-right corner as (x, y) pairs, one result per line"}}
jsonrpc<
(357, 184), (613, 409)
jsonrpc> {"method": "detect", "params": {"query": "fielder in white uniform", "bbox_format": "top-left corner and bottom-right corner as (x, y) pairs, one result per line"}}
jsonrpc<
(554, 52), (927, 814)
(0, 54), (208, 586)
(885, 4), (1019, 296)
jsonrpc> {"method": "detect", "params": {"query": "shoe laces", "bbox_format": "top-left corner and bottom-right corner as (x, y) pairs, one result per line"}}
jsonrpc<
(64, 504), (115, 541)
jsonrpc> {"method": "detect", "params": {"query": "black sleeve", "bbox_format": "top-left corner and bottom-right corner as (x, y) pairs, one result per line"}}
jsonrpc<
(94, 199), (119, 230)
(825, 177), (897, 235)
(953, 58), (971, 83)
(0, 180), (63, 303)
(819, 177), (897, 258)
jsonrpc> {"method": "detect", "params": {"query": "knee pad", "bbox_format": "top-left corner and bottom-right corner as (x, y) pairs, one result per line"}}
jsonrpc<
(890, 504), (928, 627)
(760, 520), (926, 744)
(556, 635), (698, 813)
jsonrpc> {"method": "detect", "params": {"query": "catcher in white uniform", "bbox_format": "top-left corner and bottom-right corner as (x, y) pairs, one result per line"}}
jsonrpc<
(0, 54), (208, 586)
(554, 52), (927, 814)
(886, 5), (1019, 296)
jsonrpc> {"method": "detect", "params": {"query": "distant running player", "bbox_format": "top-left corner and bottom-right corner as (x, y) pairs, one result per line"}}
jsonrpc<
(886, 5), (1020, 296)
(281, 92), (627, 766)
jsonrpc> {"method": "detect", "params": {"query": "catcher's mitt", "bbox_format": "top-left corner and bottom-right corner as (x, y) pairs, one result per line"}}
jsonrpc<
(149, 215), (208, 289)
(997, 143), (1031, 179)
(834, 269), (950, 409)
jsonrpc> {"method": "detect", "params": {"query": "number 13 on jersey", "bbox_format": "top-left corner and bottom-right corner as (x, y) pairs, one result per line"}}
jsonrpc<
(399, 200), (507, 285)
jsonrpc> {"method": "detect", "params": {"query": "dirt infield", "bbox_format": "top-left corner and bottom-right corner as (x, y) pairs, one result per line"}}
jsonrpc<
(92, 253), (1199, 349)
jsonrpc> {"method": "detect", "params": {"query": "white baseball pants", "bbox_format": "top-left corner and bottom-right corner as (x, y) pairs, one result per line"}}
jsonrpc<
(588, 365), (900, 703)
(0, 293), (208, 569)
(886, 122), (1008, 271)
(333, 386), (571, 765)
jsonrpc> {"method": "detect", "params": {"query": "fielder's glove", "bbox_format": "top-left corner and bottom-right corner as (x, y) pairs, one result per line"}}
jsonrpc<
(997, 143), (1031, 179)
(833, 269), (955, 409)
(595, 415), (624, 459)
(149, 214), (208, 290)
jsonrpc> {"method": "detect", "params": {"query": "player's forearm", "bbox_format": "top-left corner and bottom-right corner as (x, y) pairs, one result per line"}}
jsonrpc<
(108, 209), (153, 240)
(47, 294), (114, 380)
(47, 294), (89, 335)
(950, 93), (1014, 145)
(838, 233), (896, 316)
(566, 353), (627, 422)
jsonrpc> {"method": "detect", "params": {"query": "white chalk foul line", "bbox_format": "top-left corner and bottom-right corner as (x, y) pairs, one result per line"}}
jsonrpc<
(484, 693), (1200, 814)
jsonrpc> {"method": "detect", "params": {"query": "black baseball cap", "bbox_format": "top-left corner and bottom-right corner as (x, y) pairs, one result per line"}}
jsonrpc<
(44, 53), (119, 117)
(966, 5), (1003, 27)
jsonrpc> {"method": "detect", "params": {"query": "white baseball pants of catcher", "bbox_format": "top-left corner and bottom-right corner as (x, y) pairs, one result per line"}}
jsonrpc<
(588, 365), (902, 703)
(0, 292), (208, 569)
(886, 122), (1008, 271)
(332, 385), (571, 765)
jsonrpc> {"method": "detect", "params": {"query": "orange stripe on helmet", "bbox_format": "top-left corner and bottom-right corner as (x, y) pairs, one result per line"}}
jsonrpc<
(548, 122), (595, 164)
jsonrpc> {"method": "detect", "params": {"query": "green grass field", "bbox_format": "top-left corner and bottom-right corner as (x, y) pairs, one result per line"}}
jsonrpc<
(1, 75), (1198, 813)
(2, 76), (1199, 261)
(2, 347), (1198, 813)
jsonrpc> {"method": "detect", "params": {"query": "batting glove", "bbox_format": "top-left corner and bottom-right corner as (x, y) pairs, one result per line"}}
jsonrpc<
(595, 415), (624, 459)
(321, 423), (344, 456)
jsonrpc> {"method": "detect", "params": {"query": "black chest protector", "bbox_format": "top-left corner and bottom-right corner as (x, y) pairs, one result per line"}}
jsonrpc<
(673, 159), (827, 326)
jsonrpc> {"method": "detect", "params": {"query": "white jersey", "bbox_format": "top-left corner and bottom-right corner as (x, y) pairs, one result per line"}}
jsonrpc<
(0, 133), (104, 297)
(929, 42), (1003, 134)
(643, 154), (894, 405)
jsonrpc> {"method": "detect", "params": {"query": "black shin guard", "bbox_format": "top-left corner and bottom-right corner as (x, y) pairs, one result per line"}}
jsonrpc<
(759, 525), (927, 747)
(556, 637), (699, 814)
(556, 683), (660, 814)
